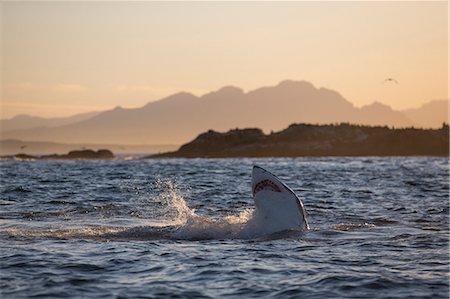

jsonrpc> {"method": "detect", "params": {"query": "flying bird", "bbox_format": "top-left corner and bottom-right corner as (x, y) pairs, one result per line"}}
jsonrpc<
(20, 145), (27, 149)
(383, 78), (399, 84)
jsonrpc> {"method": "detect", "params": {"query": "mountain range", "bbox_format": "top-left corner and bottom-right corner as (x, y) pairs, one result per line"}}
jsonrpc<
(0, 111), (100, 131)
(1, 80), (448, 145)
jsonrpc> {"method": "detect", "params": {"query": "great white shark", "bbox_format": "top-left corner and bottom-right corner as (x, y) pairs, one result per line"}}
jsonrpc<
(250, 166), (309, 235)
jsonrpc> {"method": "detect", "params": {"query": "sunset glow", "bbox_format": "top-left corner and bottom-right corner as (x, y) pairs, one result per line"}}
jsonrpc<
(1, 1), (448, 118)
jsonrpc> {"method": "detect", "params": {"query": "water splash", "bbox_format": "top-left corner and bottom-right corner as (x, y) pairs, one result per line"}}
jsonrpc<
(148, 178), (255, 239)
(172, 209), (254, 240)
(153, 179), (196, 225)
(0, 179), (308, 241)
(148, 179), (261, 240)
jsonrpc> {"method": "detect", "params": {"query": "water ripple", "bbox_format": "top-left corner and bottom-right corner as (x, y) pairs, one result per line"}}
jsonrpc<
(0, 157), (448, 298)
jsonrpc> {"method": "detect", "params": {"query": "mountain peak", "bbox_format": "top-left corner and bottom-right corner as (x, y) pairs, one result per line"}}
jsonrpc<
(217, 85), (244, 95)
(362, 101), (392, 111)
(277, 80), (315, 90)
(202, 85), (244, 99)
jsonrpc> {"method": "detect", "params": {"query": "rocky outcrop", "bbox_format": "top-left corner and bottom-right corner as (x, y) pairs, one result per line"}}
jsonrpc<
(150, 123), (449, 158)
(3, 149), (114, 160)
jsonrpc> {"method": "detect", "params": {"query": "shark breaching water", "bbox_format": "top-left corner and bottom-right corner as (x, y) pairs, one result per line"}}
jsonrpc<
(249, 166), (309, 235)
(0, 166), (309, 241)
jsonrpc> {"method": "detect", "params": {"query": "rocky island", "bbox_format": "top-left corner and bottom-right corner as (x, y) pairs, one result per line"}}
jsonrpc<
(150, 123), (449, 158)
(3, 149), (115, 161)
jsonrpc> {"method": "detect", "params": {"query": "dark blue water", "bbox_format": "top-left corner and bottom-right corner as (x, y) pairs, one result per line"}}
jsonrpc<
(0, 157), (448, 298)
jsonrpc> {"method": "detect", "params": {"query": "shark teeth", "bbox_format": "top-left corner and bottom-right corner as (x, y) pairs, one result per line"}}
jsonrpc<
(253, 179), (282, 196)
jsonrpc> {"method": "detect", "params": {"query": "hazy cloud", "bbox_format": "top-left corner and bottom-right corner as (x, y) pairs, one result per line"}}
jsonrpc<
(52, 84), (86, 93)
(16, 82), (33, 90)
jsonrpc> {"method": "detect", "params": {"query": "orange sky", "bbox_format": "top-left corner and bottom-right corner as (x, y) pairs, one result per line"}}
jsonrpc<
(1, 1), (448, 119)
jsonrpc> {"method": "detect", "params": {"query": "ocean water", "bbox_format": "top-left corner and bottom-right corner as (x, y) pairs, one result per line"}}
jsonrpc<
(0, 157), (448, 298)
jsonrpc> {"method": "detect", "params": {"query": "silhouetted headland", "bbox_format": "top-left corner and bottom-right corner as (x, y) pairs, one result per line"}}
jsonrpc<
(2, 149), (114, 161)
(149, 123), (449, 158)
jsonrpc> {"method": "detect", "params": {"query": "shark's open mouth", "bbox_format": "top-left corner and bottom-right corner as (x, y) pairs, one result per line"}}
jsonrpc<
(253, 179), (282, 196)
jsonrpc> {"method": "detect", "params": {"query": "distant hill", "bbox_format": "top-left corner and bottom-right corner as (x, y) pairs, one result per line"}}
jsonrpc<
(0, 111), (99, 131)
(0, 139), (177, 155)
(2, 149), (115, 161)
(402, 100), (449, 128)
(151, 123), (449, 158)
(1, 80), (448, 145)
